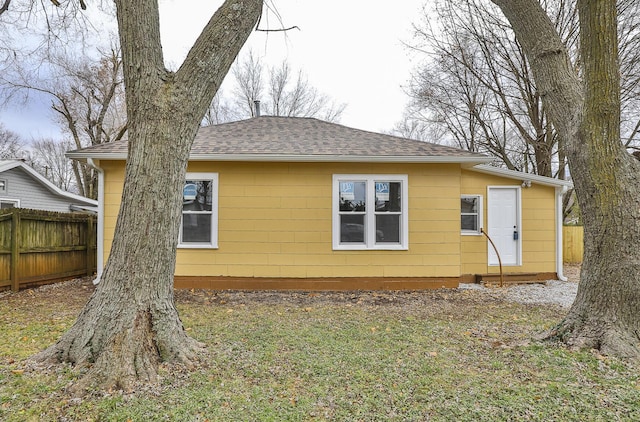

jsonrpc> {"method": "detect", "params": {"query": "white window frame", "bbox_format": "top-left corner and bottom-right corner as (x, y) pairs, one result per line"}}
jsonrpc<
(0, 198), (20, 209)
(332, 174), (408, 250)
(178, 172), (218, 249)
(461, 194), (483, 235)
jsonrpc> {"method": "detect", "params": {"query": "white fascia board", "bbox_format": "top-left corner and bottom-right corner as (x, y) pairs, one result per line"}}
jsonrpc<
(0, 161), (19, 173)
(67, 151), (494, 165)
(470, 164), (574, 188)
(66, 152), (125, 160)
(190, 154), (494, 164)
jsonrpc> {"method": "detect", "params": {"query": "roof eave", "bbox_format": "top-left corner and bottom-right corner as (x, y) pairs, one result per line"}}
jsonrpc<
(66, 151), (117, 160)
(190, 154), (493, 164)
(66, 151), (493, 165)
(470, 164), (574, 188)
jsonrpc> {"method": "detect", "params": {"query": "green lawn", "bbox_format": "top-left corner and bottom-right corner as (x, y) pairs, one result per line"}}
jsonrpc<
(1, 282), (638, 421)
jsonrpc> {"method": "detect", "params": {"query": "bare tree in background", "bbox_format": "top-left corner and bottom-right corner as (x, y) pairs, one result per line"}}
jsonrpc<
(266, 60), (346, 121)
(202, 88), (238, 126)
(232, 50), (265, 118)
(618, 0), (640, 152)
(0, 0), (105, 64)
(1, 1), (123, 200)
(1, 46), (126, 199)
(492, 0), (640, 361)
(0, 123), (26, 158)
(50, 47), (127, 199)
(402, 0), (640, 177)
(30, 137), (76, 191)
(204, 50), (346, 125)
(401, 0), (579, 178)
(0, 0), (88, 19)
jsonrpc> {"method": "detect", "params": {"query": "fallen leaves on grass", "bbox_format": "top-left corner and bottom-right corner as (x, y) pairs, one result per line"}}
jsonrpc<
(3, 268), (640, 422)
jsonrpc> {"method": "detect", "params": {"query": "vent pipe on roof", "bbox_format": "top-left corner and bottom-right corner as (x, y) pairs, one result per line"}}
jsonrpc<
(254, 100), (261, 117)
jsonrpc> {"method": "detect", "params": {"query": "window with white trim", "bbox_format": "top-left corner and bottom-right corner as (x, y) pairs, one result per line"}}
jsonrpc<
(0, 199), (19, 209)
(333, 175), (408, 250)
(461, 195), (482, 234)
(179, 173), (218, 248)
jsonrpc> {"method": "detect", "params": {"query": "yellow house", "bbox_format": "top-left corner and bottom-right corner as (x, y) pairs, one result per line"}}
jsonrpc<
(67, 117), (572, 290)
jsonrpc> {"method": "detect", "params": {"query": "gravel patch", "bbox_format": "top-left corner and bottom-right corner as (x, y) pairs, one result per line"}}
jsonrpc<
(459, 264), (581, 309)
(504, 280), (578, 308)
(459, 279), (578, 309)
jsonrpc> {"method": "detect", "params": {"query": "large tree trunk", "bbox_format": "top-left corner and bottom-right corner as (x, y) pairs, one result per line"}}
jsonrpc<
(557, 0), (640, 359)
(33, 0), (263, 392)
(492, 0), (640, 360)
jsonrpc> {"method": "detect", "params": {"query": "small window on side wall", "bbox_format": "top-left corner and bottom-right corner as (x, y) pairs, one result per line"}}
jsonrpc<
(461, 195), (482, 235)
(179, 173), (218, 248)
(1, 200), (19, 209)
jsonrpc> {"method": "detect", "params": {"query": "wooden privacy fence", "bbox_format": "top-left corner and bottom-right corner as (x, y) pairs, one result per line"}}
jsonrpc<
(0, 208), (96, 292)
(563, 225), (584, 263)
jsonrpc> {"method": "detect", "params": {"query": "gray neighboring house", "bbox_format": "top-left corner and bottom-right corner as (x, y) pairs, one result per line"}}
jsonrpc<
(0, 159), (97, 212)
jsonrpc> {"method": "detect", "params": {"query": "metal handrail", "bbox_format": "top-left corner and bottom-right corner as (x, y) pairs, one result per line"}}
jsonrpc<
(481, 228), (504, 288)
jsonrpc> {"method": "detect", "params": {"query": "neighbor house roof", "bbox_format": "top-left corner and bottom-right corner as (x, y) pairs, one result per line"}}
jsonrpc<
(0, 159), (97, 208)
(66, 116), (494, 164)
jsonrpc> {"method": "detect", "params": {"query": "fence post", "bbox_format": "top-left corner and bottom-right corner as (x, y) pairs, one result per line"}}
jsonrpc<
(10, 209), (20, 292)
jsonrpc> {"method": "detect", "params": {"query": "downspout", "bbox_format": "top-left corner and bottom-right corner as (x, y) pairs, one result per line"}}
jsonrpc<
(87, 158), (104, 285)
(555, 185), (568, 281)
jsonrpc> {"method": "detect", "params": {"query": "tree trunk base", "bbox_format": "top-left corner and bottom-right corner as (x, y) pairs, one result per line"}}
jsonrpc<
(31, 306), (206, 395)
(545, 316), (640, 362)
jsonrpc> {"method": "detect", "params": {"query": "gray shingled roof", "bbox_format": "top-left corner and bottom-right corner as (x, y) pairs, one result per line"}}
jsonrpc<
(67, 116), (492, 164)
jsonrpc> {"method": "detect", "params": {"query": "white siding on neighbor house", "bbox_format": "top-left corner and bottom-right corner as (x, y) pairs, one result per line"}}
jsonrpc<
(0, 167), (77, 212)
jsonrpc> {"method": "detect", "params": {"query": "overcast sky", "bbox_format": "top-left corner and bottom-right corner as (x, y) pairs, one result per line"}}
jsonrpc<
(2, 0), (426, 141)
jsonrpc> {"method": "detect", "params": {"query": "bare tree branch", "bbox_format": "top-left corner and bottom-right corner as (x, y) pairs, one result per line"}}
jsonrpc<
(0, 0), (11, 16)
(255, 0), (299, 32)
(204, 51), (345, 124)
(401, 0), (585, 178)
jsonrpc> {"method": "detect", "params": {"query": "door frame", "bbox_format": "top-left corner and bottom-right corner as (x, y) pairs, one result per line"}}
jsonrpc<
(487, 186), (522, 266)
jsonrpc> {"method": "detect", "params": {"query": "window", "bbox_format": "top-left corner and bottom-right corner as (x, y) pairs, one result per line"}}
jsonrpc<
(0, 179), (6, 193)
(179, 173), (218, 248)
(333, 175), (408, 250)
(461, 195), (482, 234)
(0, 199), (19, 209)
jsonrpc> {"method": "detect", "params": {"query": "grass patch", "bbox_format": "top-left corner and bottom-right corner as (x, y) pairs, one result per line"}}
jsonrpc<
(1, 282), (638, 421)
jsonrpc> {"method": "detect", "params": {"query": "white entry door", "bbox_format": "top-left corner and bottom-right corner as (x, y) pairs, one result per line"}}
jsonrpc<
(487, 187), (521, 266)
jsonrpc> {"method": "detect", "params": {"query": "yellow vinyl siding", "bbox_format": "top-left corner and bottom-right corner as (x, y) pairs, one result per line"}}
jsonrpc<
(100, 161), (125, 266)
(100, 160), (462, 279)
(99, 161), (558, 281)
(461, 169), (556, 274)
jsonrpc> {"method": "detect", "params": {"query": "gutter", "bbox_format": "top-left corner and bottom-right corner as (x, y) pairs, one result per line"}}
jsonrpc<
(65, 151), (494, 165)
(87, 158), (105, 285)
(472, 164), (574, 188)
(556, 185), (569, 281)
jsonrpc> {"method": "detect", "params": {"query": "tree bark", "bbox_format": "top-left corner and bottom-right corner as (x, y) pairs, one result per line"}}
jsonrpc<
(492, 0), (640, 360)
(33, 0), (263, 392)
